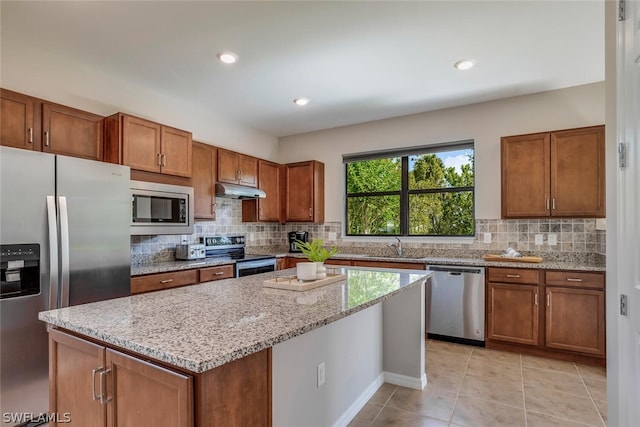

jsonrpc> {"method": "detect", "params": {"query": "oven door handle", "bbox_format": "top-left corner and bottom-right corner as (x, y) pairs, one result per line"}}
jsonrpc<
(236, 259), (276, 270)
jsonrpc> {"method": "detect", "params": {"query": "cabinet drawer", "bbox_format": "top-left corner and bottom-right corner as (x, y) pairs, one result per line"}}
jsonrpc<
(199, 265), (234, 282)
(545, 271), (604, 289)
(487, 267), (540, 285)
(131, 270), (198, 294)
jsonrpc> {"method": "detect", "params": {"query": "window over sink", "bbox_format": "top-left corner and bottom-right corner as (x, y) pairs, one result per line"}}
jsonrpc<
(344, 141), (475, 237)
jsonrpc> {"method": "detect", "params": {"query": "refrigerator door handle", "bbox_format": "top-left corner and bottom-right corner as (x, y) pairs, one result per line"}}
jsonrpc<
(46, 196), (59, 311)
(58, 196), (71, 308)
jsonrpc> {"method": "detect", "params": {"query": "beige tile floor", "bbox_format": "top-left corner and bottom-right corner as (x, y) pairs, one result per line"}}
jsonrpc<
(350, 339), (607, 427)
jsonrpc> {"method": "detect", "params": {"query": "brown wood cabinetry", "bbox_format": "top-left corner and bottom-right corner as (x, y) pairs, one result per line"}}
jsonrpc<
(501, 125), (605, 218)
(486, 266), (605, 364)
(217, 149), (257, 187)
(192, 142), (217, 220)
(105, 113), (192, 178)
(544, 271), (605, 356)
(199, 264), (234, 282)
(1, 89), (104, 160)
(285, 160), (324, 223)
(276, 258), (287, 271)
(242, 160), (282, 222)
(1, 89), (38, 150)
(49, 329), (193, 427)
(131, 264), (235, 294)
(42, 102), (104, 161)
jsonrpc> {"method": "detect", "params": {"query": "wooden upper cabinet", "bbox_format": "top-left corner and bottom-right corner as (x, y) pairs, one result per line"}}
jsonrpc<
(242, 160), (281, 222)
(551, 126), (605, 217)
(501, 125), (605, 218)
(0, 89), (38, 150)
(217, 148), (257, 187)
(42, 103), (104, 161)
(192, 142), (217, 220)
(285, 160), (324, 223)
(105, 113), (192, 177)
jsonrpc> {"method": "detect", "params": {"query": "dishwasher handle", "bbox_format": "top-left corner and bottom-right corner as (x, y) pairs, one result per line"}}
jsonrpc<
(427, 265), (484, 275)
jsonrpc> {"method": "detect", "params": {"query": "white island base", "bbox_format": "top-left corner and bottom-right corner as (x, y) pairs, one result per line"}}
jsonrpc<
(273, 281), (425, 427)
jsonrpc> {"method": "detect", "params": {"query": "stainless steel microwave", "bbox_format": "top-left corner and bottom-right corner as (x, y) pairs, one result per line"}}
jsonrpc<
(130, 180), (194, 235)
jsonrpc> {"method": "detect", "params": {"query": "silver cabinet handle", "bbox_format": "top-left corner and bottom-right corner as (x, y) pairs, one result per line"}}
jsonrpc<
(547, 294), (551, 306)
(546, 198), (550, 210)
(506, 274), (520, 278)
(160, 279), (173, 284)
(99, 369), (112, 404)
(214, 271), (224, 276)
(44, 131), (50, 146)
(161, 154), (167, 166)
(534, 293), (538, 306)
(157, 153), (162, 166)
(91, 367), (103, 401)
(309, 207), (313, 218)
(552, 199), (556, 210)
(566, 278), (583, 282)
(28, 128), (33, 143)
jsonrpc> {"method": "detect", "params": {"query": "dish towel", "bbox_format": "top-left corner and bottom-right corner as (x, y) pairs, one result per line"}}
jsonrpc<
(502, 247), (522, 258)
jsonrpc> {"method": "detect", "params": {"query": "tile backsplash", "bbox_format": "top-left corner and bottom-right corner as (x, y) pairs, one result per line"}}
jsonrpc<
(131, 198), (606, 264)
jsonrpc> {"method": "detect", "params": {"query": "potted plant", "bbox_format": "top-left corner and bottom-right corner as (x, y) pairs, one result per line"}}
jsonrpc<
(295, 239), (338, 279)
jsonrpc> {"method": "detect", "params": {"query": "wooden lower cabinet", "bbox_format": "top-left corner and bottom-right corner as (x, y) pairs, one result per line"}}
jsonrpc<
(486, 267), (606, 364)
(276, 257), (287, 271)
(49, 329), (192, 427)
(487, 283), (539, 345)
(130, 264), (234, 294)
(545, 287), (605, 356)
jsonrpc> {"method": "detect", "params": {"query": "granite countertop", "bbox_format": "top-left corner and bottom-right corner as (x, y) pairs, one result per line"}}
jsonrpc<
(39, 267), (430, 373)
(131, 257), (235, 276)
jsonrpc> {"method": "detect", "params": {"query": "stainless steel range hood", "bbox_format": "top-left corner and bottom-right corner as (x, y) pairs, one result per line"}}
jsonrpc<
(215, 182), (266, 199)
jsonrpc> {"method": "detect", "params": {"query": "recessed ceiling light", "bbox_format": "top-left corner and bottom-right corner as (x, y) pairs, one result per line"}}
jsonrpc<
(217, 51), (238, 64)
(454, 59), (475, 70)
(293, 97), (310, 106)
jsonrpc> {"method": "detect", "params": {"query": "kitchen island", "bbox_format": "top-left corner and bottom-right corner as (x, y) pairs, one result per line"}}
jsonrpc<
(39, 266), (430, 427)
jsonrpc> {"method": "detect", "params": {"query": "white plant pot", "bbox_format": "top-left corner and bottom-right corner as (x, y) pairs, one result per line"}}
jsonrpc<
(315, 262), (327, 280)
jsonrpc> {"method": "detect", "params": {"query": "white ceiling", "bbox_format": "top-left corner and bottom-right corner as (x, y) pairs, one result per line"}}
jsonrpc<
(1, 1), (604, 138)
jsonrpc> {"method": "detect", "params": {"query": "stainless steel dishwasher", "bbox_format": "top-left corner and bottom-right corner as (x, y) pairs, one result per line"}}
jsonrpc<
(425, 265), (485, 346)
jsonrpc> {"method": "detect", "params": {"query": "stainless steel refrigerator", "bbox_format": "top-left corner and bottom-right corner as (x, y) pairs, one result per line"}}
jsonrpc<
(0, 146), (131, 426)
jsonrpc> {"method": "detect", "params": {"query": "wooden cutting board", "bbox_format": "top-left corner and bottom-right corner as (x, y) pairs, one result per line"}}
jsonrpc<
(482, 254), (543, 263)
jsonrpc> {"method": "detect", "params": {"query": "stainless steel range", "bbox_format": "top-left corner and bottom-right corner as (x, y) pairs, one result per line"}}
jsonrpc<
(200, 236), (276, 277)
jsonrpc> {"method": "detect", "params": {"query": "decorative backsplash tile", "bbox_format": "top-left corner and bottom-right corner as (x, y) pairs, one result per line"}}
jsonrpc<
(131, 198), (606, 264)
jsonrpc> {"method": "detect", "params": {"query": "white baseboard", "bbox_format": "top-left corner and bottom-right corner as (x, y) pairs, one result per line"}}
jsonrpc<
(332, 373), (385, 427)
(383, 371), (427, 390)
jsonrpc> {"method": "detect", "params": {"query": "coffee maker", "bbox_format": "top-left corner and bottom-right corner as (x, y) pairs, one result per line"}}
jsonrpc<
(288, 231), (309, 253)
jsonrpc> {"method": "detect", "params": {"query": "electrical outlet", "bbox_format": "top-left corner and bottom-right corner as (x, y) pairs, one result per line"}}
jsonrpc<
(483, 232), (491, 243)
(534, 234), (543, 246)
(249, 232), (255, 241)
(548, 233), (557, 246)
(317, 362), (325, 388)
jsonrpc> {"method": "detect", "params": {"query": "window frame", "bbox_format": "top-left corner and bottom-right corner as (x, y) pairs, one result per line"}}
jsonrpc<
(343, 141), (475, 237)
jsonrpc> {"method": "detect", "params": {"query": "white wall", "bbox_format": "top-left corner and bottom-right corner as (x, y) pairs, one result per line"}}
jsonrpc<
(278, 82), (605, 221)
(1, 41), (279, 161)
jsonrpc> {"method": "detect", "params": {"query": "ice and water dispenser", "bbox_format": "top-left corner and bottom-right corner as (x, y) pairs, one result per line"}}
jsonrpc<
(0, 244), (40, 299)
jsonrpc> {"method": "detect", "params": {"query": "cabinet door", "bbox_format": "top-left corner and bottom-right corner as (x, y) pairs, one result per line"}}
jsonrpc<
(122, 115), (161, 173)
(239, 154), (258, 187)
(42, 103), (104, 161)
(217, 149), (239, 184)
(545, 287), (605, 355)
(487, 283), (539, 345)
(49, 329), (106, 427)
(161, 126), (192, 177)
(258, 160), (280, 221)
(276, 258), (287, 271)
(192, 142), (217, 219)
(550, 126), (605, 217)
(1, 89), (37, 150)
(286, 162), (315, 222)
(106, 349), (193, 427)
(501, 132), (550, 218)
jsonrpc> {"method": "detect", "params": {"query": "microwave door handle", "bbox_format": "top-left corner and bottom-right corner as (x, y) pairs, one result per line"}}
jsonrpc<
(46, 196), (59, 311)
(58, 196), (70, 308)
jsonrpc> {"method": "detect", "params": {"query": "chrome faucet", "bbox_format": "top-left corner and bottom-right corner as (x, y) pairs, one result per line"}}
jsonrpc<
(388, 237), (403, 257)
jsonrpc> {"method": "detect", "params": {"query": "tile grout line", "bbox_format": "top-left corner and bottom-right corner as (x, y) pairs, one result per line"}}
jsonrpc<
(521, 353), (529, 427)
(447, 347), (473, 425)
(367, 386), (397, 427)
(576, 365), (607, 427)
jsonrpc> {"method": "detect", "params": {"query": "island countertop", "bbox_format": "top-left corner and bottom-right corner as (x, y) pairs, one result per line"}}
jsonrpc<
(39, 266), (430, 373)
